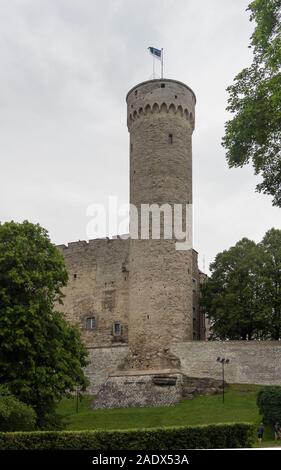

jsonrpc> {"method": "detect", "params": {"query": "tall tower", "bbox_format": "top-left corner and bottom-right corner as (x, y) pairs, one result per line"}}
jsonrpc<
(127, 79), (196, 370)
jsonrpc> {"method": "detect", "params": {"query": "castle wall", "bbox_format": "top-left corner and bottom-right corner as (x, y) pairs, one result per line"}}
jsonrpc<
(84, 346), (129, 394)
(83, 341), (281, 394)
(172, 341), (281, 385)
(57, 238), (130, 348)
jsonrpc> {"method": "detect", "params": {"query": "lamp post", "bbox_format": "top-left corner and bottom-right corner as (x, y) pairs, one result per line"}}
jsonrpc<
(216, 357), (230, 403)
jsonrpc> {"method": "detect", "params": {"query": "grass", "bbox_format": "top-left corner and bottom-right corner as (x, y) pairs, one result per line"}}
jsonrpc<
(57, 383), (280, 447)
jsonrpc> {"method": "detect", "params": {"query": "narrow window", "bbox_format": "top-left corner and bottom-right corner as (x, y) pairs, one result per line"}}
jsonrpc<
(85, 317), (96, 330)
(175, 95), (178, 99)
(161, 83), (165, 88)
(134, 90), (138, 96)
(73, 273), (77, 279)
(192, 278), (197, 292)
(113, 322), (121, 336)
(193, 307), (196, 318)
(169, 134), (173, 144)
(130, 143), (133, 152)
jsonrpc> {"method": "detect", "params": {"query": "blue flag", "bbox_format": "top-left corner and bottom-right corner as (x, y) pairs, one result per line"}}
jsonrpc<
(148, 47), (162, 60)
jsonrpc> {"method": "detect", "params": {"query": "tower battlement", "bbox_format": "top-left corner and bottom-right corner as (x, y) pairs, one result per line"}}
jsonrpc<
(126, 79), (195, 131)
(57, 235), (129, 254)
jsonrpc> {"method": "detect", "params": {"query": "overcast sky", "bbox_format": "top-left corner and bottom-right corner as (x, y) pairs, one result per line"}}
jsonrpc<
(1, 0), (280, 272)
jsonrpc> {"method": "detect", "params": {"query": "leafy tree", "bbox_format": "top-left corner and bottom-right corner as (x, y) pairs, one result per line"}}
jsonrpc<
(222, 0), (281, 206)
(0, 221), (88, 428)
(259, 228), (281, 339)
(202, 238), (266, 340)
(0, 386), (36, 431)
(257, 387), (281, 425)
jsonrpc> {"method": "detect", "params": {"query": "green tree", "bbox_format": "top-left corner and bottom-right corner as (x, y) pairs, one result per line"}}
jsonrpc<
(0, 386), (36, 431)
(201, 238), (268, 340)
(222, 0), (281, 206)
(257, 387), (281, 425)
(0, 221), (88, 428)
(259, 228), (281, 339)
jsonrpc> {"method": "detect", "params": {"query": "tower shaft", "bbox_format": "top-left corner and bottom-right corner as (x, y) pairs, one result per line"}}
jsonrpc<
(127, 79), (196, 369)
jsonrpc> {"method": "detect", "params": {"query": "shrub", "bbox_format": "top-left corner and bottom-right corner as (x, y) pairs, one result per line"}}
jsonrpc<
(0, 392), (36, 432)
(257, 387), (281, 425)
(0, 423), (254, 449)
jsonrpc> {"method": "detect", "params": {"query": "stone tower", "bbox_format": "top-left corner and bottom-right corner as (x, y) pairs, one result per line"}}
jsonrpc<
(127, 79), (196, 370)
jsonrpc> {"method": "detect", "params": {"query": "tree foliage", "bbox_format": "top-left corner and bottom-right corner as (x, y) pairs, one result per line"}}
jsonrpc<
(0, 386), (36, 432)
(260, 228), (281, 339)
(222, 0), (281, 206)
(257, 387), (281, 425)
(201, 228), (281, 340)
(0, 221), (88, 427)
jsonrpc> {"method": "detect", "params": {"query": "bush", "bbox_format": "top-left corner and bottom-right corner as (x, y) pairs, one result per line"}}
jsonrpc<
(257, 387), (281, 425)
(0, 393), (36, 432)
(0, 423), (254, 449)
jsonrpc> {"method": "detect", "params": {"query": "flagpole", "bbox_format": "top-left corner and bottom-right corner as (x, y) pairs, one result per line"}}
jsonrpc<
(161, 48), (163, 78)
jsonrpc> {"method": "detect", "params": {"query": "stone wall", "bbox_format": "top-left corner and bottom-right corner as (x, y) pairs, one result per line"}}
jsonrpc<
(83, 341), (281, 397)
(56, 238), (129, 348)
(85, 346), (129, 394)
(93, 370), (184, 409)
(172, 341), (281, 385)
(56, 238), (203, 355)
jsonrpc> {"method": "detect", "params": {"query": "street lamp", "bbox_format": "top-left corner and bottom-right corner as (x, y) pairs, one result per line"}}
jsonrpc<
(216, 357), (230, 403)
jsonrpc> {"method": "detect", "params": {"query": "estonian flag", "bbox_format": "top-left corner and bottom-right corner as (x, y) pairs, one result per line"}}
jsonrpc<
(148, 47), (162, 60)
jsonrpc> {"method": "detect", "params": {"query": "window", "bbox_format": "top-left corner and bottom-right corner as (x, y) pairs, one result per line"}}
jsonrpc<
(192, 278), (197, 292)
(161, 83), (165, 88)
(113, 322), (121, 336)
(73, 273), (77, 279)
(169, 134), (173, 144)
(85, 317), (96, 330)
(134, 90), (138, 96)
(175, 95), (178, 99)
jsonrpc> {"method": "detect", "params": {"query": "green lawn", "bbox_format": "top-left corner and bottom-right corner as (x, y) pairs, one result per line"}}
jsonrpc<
(57, 383), (280, 447)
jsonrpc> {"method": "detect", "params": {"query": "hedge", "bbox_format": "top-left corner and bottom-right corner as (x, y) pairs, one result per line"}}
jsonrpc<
(0, 423), (254, 449)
